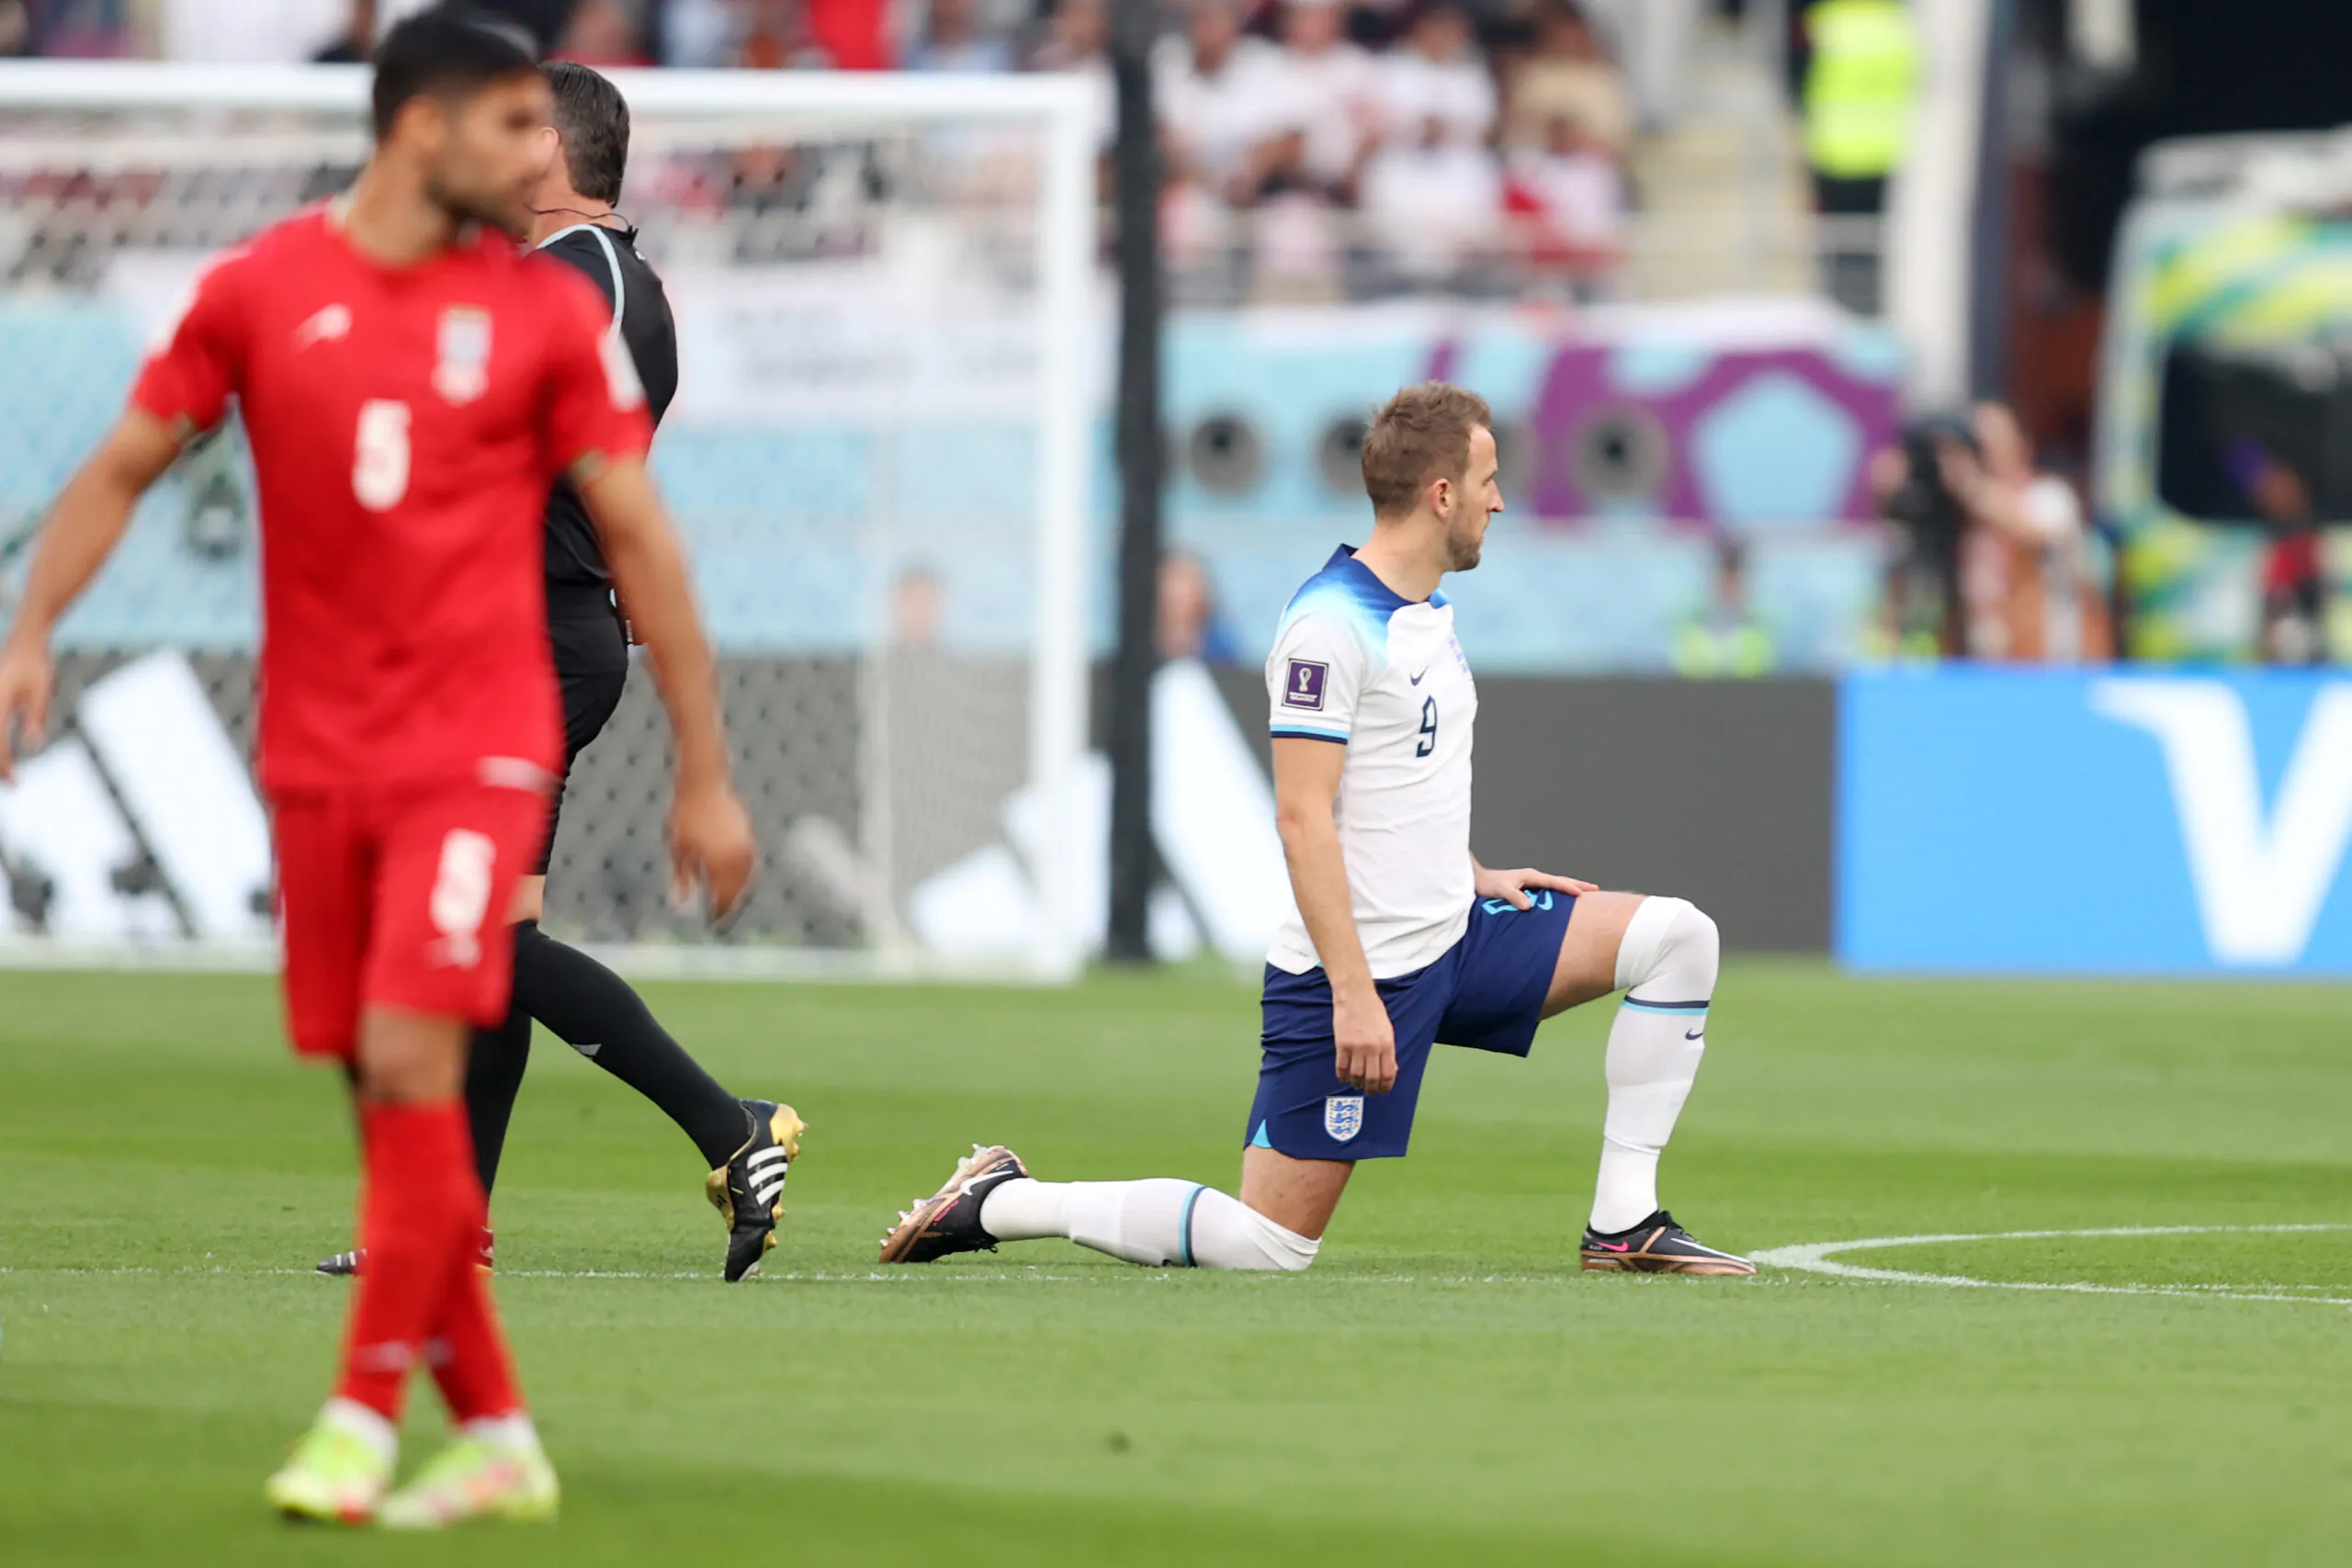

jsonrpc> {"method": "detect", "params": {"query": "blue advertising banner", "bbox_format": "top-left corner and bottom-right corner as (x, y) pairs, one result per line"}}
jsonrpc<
(1838, 668), (2352, 974)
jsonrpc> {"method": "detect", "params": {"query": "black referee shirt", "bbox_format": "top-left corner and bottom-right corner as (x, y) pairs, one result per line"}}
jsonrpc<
(535, 221), (680, 590)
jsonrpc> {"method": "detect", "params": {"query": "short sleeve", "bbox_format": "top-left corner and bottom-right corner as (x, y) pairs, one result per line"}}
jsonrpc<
(537, 269), (652, 481)
(129, 250), (247, 436)
(1266, 608), (1363, 744)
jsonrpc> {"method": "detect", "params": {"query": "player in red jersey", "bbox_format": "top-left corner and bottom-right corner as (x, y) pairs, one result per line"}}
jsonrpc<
(0, 8), (754, 1529)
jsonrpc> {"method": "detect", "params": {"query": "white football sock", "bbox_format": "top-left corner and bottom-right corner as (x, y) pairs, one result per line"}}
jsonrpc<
(321, 1397), (398, 1468)
(1590, 897), (1719, 1234)
(974, 1174), (1065, 1241)
(462, 1412), (540, 1451)
(980, 1177), (1318, 1271)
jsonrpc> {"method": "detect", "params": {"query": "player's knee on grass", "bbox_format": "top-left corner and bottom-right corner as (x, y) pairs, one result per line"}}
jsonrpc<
(1614, 897), (1719, 1004)
(1204, 1193), (1320, 1272)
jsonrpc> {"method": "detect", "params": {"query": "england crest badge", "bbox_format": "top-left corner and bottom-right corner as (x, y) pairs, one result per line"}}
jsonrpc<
(434, 306), (492, 404)
(1323, 1095), (1364, 1144)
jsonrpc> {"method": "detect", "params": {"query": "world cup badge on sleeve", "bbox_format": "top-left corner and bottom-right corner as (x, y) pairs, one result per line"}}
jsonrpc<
(434, 306), (492, 405)
(1323, 1095), (1363, 1143)
(1283, 659), (1329, 711)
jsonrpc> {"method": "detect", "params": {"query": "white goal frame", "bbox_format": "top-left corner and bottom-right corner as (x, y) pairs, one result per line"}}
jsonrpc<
(0, 62), (1098, 984)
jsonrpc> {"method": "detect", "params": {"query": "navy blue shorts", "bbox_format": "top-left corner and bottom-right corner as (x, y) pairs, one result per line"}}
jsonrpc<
(1246, 891), (1577, 1162)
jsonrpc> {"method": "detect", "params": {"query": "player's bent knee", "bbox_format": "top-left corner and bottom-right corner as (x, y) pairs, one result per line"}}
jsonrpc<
(1674, 903), (1721, 979)
(1250, 1205), (1321, 1271)
(353, 1006), (469, 1103)
(1207, 1199), (1320, 1272)
(1614, 896), (1720, 1002)
(1259, 1241), (1317, 1273)
(1238, 1145), (1352, 1241)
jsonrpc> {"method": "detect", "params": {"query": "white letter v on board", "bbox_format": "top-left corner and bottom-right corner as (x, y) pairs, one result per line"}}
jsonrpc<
(2092, 679), (2352, 964)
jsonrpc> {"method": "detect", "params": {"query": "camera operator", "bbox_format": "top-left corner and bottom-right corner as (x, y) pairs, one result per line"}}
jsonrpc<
(1869, 402), (2108, 661)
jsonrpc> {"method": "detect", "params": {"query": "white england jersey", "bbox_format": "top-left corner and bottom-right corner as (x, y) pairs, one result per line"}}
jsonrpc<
(1264, 545), (1477, 978)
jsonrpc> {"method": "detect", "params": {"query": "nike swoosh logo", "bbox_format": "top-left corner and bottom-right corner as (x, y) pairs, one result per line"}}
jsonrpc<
(1685, 1029), (1705, 1041)
(1591, 1240), (1631, 1252)
(1408, 668), (1430, 684)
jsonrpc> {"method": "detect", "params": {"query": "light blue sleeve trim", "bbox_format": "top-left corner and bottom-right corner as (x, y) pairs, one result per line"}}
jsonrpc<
(1270, 726), (1349, 743)
(1618, 999), (1710, 1017)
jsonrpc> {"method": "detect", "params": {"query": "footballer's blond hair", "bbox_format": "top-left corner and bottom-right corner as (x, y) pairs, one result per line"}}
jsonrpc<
(1360, 382), (1493, 520)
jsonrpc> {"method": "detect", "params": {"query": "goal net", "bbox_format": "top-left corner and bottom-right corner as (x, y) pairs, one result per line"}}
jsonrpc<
(0, 64), (1096, 980)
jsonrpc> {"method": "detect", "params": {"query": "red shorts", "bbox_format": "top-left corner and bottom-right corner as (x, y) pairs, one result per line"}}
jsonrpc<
(271, 780), (550, 1061)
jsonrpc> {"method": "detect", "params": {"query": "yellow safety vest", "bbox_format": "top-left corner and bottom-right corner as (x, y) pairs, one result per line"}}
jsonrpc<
(1672, 619), (1778, 679)
(1804, 0), (1923, 179)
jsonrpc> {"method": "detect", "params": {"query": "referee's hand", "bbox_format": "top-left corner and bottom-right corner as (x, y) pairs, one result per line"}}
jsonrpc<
(670, 777), (756, 920)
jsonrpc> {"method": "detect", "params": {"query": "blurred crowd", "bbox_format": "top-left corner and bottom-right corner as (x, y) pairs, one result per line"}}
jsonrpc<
(1144, 0), (1631, 301)
(3, 0), (1646, 302)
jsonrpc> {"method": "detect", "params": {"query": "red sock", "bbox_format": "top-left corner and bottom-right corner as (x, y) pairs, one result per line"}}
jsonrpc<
(334, 1100), (475, 1422)
(426, 1221), (524, 1423)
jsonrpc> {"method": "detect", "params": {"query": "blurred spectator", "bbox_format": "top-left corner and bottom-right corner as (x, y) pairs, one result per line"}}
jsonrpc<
(1336, 0), (1409, 45)
(890, 565), (945, 649)
(817, 0), (893, 69)
(376, 0), (574, 51)
(31, 0), (152, 55)
(905, 0), (1012, 73)
(1158, 551), (1242, 666)
(1502, 109), (1623, 296)
(1871, 403), (2108, 662)
(1947, 404), (2107, 663)
(1245, 187), (1347, 301)
(556, 0), (651, 65)
(1801, 0), (1921, 314)
(1672, 538), (1776, 678)
(2233, 443), (2329, 665)
(1028, 0), (1114, 152)
(1359, 109), (1501, 286)
(720, 0), (836, 220)
(1377, 2), (1496, 149)
(661, 0), (737, 64)
(1029, 0), (1103, 71)
(311, 0), (375, 62)
(1256, 0), (1379, 198)
(1504, 1), (1630, 155)
(16, 0), (127, 56)
(161, 0), (344, 61)
(737, 0), (833, 68)
(1155, 0), (1286, 203)
(1578, 0), (1695, 131)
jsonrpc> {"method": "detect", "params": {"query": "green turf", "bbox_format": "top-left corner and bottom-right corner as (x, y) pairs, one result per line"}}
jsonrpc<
(3, 963), (2349, 1566)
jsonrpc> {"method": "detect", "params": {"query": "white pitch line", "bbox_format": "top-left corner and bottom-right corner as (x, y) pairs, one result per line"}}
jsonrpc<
(1751, 1224), (2352, 1308)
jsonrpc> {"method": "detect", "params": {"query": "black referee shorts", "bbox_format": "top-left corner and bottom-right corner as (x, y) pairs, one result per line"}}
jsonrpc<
(537, 582), (630, 878)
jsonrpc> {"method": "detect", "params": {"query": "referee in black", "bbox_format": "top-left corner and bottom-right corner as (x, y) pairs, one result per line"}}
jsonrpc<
(320, 62), (804, 1284)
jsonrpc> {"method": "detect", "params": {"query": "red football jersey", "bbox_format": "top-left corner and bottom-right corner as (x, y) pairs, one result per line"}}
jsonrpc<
(131, 206), (651, 794)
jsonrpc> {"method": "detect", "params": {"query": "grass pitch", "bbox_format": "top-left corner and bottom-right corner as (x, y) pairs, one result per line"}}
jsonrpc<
(2, 963), (2348, 1567)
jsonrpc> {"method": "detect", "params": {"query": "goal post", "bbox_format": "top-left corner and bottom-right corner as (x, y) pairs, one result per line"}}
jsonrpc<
(0, 62), (1098, 982)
